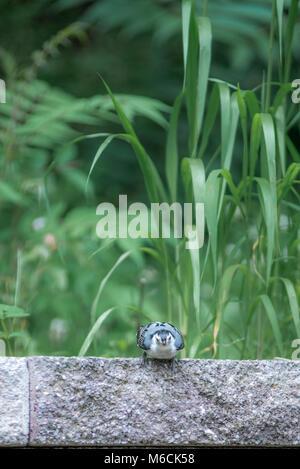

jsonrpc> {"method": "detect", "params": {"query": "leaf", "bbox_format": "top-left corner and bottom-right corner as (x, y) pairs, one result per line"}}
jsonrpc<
(0, 181), (28, 206)
(78, 307), (116, 356)
(59, 167), (94, 195)
(185, 12), (212, 155)
(181, 157), (206, 318)
(276, 277), (300, 338)
(165, 89), (184, 201)
(237, 86), (249, 181)
(255, 177), (276, 286)
(272, 83), (292, 112)
(245, 90), (260, 118)
(197, 83), (219, 159)
(8, 331), (28, 339)
(195, 16), (212, 153)
(100, 76), (138, 138)
(86, 134), (120, 193)
(249, 113), (262, 179)
(218, 82), (231, 166)
(277, 162), (300, 203)
(220, 169), (245, 217)
(286, 135), (300, 163)
(185, 5), (199, 153)
(259, 294), (283, 356)
(260, 113), (276, 187)
(182, 0), (193, 84)
(274, 105), (286, 176)
(221, 91), (240, 171)
(276, 0), (284, 68)
(99, 78), (167, 203)
(284, 0), (299, 82)
(213, 264), (246, 357)
(0, 304), (29, 320)
(205, 169), (222, 287)
(90, 250), (133, 324)
(181, 157), (206, 206)
(249, 114), (278, 252)
(216, 89), (240, 226)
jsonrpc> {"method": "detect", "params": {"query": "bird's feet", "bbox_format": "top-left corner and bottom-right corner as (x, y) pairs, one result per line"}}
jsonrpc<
(170, 358), (176, 372)
(141, 351), (148, 367)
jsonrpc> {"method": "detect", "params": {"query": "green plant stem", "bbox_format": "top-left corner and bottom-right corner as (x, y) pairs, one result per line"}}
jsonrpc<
(284, 0), (299, 83)
(256, 306), (262, 359)
(162, 243), (172, 324)
(0, 319), (12, 356)
(265, 0), (276, 111)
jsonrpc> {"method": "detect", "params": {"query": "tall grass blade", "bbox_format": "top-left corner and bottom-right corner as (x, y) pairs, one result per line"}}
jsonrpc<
(185, 9), (212, 156)
(255, 177), (276, 286)
(237, 86), (248, 181)
(197, 83), (219, 159)
(182, 0), (193, 84)
(249, 113), (262, 180)
(218, 83), (231, 166)
(205, 169), (222, 287)
(276, 0), (284, 69)
(166, 89), (184, 201)
(277, 162), (300, 203)
(222, 92), (240, 171)
(79, 307), (116, 356)
(260, 113), (276, 187)
(90, 250), (132, 324)
(213, 264), (246, 357)
(181, 158), (205, 318)
(14, 250), (22, 307)
(259, 294), (283, 356)
(275, 105), (286, 176)
(194, 16), (212, 154)
(277, 277), (300, 338)
(284, 0), (299, 82)
(100, 77), (168, 203)
(86, 134), (119, 192)
(245, 90), (260, 118)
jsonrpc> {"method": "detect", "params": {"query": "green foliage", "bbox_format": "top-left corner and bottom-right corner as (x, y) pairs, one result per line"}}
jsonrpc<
(0, 17), (170, 357)
(83, 0), (300, 359)
(0, 0), (299, 359)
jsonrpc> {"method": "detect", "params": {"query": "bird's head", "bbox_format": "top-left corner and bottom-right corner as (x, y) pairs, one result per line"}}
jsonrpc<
(153, 330), (174, 347)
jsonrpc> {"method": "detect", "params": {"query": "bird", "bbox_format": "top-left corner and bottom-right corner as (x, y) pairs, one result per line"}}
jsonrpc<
(136, 322), (184, 369)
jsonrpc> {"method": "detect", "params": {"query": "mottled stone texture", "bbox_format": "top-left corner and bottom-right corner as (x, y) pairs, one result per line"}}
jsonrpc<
(27, 357), (300, 446)
(0, 357), (299, 447)
(0, 358), (29, 446)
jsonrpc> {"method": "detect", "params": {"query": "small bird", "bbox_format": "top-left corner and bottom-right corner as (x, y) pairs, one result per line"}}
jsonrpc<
(136, 322), (184, 369)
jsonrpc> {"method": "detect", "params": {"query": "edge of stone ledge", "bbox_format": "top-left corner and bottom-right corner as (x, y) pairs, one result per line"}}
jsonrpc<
(0, 357), (29, 447)
(0, 357), (299, 447)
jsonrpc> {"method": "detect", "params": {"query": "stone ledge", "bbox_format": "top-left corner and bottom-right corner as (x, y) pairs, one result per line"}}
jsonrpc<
(0, 358), (29, 446)
(0, 357), (299, 446)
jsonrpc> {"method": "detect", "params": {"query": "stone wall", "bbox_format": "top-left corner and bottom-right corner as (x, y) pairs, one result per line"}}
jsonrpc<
(0, 357), (299, 446)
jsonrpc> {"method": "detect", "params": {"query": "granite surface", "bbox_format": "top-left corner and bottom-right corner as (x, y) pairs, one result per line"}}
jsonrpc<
(27, 357), (300, 446)
(0, 357), (29, 446)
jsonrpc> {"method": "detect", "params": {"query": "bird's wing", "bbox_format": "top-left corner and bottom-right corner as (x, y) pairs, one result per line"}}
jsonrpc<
(136, 324), (153, 350)
(136, 325), (148, 349)
(175, 333), (185, 350)
(171, 325), (185, 350)
(136, 326), (143, 343)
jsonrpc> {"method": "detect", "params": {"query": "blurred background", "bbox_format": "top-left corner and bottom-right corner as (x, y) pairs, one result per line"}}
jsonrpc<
(0, 0), (299, 357)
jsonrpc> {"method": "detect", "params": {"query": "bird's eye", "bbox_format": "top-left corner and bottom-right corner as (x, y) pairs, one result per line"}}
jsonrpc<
(155, 335), (160, 343)
(167, 333), (172, 342)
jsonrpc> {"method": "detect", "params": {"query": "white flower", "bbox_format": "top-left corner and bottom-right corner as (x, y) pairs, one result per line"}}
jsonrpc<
(32, 217), (45, 231)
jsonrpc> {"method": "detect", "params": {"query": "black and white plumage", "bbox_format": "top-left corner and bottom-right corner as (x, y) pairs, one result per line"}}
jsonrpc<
(136, 322), (184, 366)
